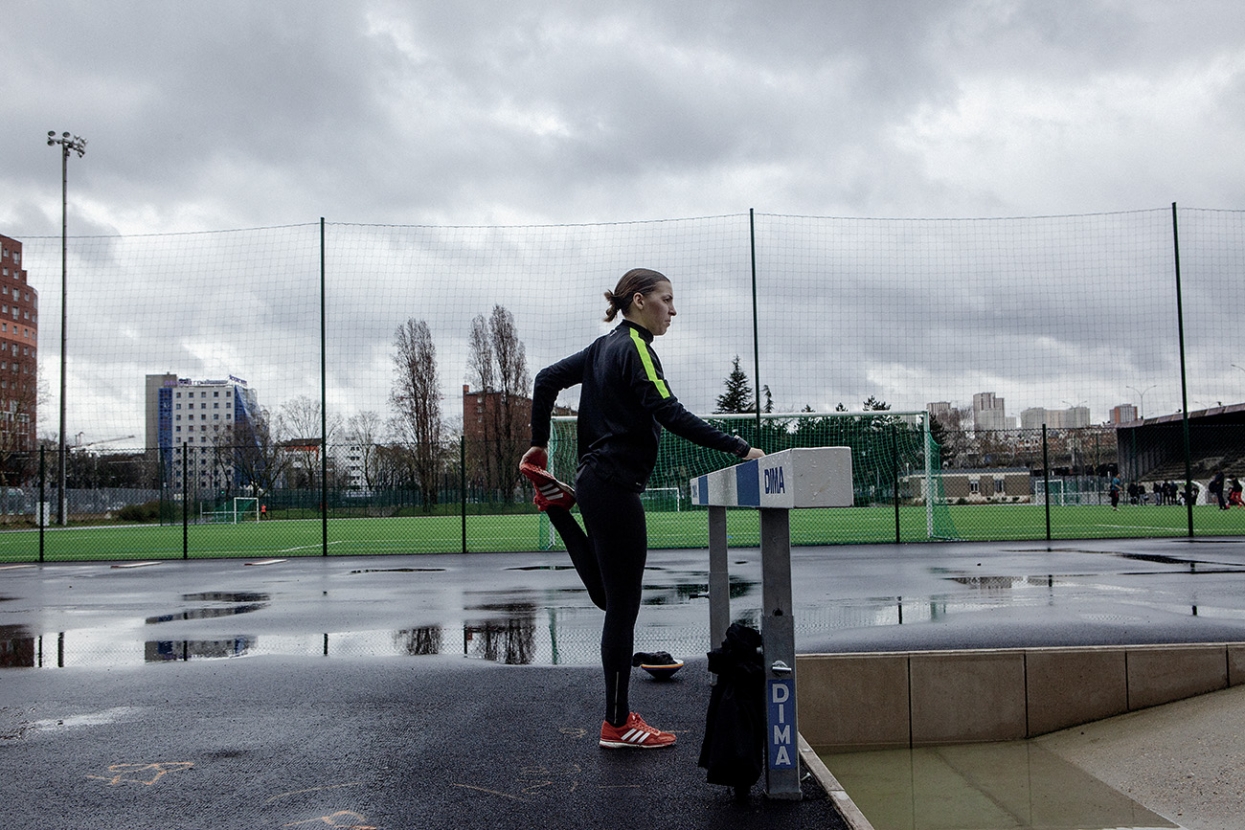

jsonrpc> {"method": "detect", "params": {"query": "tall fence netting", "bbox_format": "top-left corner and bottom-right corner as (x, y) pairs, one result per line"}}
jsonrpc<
(2, 207), (1243, 561)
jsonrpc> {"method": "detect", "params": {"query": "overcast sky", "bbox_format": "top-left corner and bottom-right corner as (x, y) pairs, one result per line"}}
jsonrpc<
(2, 1), (1245, 443)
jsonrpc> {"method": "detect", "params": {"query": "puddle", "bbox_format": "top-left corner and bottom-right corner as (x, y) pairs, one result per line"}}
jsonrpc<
(822, 742), (1181, 830)
(505, 564), (576, 571)
(145, 592), (271, 624)
(1, 625), (35, 667)
(349, 567), (446, 574)
(146, 638), (257, 662)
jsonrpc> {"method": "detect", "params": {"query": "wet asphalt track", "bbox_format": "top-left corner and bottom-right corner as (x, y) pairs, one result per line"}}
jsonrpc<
(1, 655), (839, 830)
(5, 535), (1245, 828)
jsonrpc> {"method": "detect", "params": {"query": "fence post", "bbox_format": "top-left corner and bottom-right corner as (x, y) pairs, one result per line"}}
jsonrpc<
(1171, 203), (1194, 537)
(749, 208), (761, 436)
(892, 423), (901, 543)
(460, 436), (467, 555)
(38, 445), (45, 563)
(320, 217), (329, 557)
(182, 442), (189, 560)
(1042, 425), (1051, 542)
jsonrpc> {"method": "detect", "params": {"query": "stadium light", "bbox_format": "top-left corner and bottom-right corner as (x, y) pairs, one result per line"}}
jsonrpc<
(1125, 385), (1155, 421)
(47, 130), (86, 526)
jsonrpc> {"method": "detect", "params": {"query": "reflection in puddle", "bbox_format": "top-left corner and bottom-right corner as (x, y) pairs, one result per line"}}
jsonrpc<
(145, 592), (271, 625)
(465, 607), (537, 665)
(182, 592), (268, 603)
(146, 638), (255, 662)
(823, 742), (1180, 830)
(505, 565), (575, 572)
(1, 625), (35, 667)
(349, 568), (446, 574)
(394, 627), (443, 656)
(146, 604), (268, 624)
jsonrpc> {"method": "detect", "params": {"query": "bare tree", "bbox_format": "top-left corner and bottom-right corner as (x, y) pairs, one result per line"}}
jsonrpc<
(466, 306), (531, 500)
(467, 315), (495, 393)
(344, 410), (387, 493)
(229, 406), (289, 499)
(390, 318), (444, 509)
(278, 395), (342, 490)
(930, 406), (972, 468)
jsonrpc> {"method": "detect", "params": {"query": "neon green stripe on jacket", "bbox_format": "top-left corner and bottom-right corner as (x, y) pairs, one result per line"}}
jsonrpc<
(628, 326), (671, 399)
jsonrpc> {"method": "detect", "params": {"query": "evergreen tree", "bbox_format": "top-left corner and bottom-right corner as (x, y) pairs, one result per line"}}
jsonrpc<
(715, 355), (755, 414)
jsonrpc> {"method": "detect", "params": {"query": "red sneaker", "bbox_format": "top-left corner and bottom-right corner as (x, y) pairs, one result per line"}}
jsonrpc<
(599, 712), (677, 749)
(519, 462), (576, 511)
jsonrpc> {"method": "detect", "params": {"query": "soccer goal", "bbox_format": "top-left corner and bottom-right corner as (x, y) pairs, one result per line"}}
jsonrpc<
(200, 497), (260, 524)
(1034, 479), (1066, 506)
(543, 410), (957, 544)
(640, 487), (683, 511)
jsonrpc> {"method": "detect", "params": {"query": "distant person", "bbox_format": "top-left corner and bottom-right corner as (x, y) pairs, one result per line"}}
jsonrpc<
(1183, 482), (1201, 506)
(1109, 475), (1121, 510)
(522, 267), (764, 750)
(1209, 470), (1227, 510)
(1230, 476), (1244, 508)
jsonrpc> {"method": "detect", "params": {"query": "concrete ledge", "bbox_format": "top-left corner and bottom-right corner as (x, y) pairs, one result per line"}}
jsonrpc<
(1126, 644), (1228, 709)
(798, 653), (909, 751)
(798, 642), (1245, 750)
(798, 735), (877, 830)
(910, 651), (1027, 745)
(1027, 647), (1128, 735)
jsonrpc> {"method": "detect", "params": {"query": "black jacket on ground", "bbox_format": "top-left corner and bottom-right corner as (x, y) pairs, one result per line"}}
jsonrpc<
(698, 623), (766, 791)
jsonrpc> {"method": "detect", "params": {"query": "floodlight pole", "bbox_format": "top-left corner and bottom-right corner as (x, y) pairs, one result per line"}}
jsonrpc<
(47, 131), (86, 526)
(1125, 385), (1155, 421)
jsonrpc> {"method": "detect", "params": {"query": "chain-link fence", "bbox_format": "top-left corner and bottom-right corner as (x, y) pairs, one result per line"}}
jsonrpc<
(1, 416), (1243, 563)
(3, 206), (1244, 561)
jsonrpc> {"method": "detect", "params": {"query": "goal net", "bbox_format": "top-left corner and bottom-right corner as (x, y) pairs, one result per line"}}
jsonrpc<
(540, 411), (957, 548)
(233, 497), (260, 523)
(200, 497), (260, 524)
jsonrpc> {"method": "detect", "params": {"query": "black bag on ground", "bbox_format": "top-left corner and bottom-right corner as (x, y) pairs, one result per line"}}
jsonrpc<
(698, 622), (765, 792)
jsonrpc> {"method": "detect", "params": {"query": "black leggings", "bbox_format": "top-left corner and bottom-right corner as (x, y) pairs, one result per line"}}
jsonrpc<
(545, 464), (647, 727)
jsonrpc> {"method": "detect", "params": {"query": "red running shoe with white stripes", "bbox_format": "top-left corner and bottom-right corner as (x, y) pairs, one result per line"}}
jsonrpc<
(598, 712), (677, 749)
(519, 462), (576, 511)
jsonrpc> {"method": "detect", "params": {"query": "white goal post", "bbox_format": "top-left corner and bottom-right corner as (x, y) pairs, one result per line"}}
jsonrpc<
(200, 497), (260, 524)
(232, 497), (260, 523)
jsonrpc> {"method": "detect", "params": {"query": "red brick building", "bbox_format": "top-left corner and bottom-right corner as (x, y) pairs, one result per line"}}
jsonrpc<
(0, 235), (38, 453)
(461, 384), (538, 497)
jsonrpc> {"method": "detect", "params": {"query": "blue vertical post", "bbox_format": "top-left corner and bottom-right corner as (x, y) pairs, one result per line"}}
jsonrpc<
(760, 507), (800, 799)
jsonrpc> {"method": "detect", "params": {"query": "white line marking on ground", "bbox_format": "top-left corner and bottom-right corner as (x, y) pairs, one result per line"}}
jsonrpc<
(278, 541), (345, 553)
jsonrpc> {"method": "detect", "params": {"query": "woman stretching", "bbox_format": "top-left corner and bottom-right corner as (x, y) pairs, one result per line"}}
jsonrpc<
(521, 268), (764, 749)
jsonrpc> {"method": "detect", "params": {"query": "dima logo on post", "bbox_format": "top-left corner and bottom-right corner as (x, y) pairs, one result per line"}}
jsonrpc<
(764, 466), (785, 495)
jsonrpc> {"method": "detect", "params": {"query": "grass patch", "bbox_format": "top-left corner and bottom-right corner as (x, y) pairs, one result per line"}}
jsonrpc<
(1, 504), (1240, 563)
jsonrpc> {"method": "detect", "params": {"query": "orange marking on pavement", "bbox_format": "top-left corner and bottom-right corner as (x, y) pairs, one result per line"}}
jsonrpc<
(87, 762), (193, 786)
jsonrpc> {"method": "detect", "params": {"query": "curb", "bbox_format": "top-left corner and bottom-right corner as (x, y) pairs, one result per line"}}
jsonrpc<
(798, 735), (875, 830)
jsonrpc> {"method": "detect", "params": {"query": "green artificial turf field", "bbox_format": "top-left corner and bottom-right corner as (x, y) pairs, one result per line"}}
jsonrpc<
(1, 503), (1240, 563)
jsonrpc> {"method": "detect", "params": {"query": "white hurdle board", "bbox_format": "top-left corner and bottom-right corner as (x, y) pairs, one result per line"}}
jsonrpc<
(690, 446), (853, 509)
(691, 446), (853, 801)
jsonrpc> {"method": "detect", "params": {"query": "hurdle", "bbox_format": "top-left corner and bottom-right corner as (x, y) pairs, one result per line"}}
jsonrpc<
(690, 446), (853, 800)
